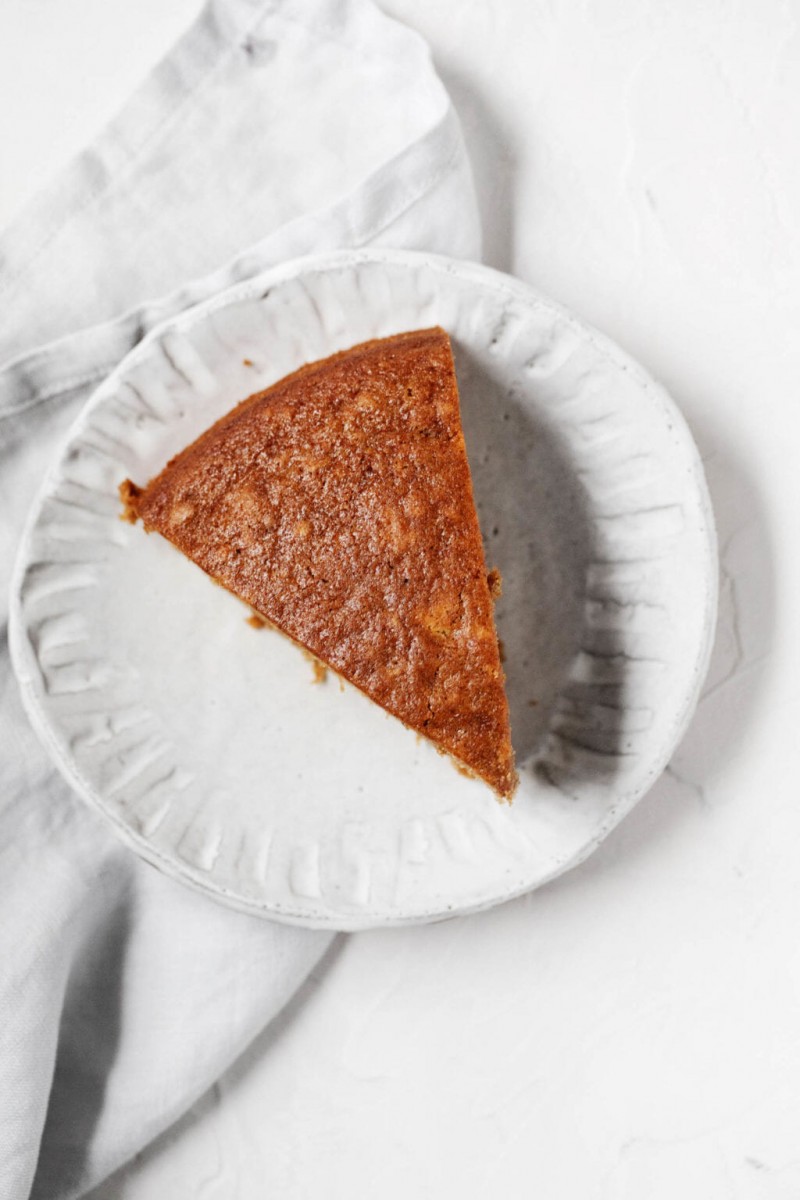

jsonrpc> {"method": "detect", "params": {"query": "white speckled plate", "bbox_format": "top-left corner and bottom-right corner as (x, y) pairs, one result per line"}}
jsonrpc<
(9, 250), (716, 929)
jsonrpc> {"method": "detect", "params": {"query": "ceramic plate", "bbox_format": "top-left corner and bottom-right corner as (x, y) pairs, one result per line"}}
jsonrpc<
(9, 250), (717, 928)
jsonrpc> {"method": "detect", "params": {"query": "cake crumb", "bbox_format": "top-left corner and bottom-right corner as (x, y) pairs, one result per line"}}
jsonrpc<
(300, 647), (328, 684)
(528, 698), (539, 707)
(243, 358), (254, 367)
(118, 479), (143, 524)
(487, 567), (502, 599)
(246, 612), (267, 629)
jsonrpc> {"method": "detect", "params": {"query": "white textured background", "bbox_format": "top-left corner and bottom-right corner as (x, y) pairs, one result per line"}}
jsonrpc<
(3, 0), (799, 1195)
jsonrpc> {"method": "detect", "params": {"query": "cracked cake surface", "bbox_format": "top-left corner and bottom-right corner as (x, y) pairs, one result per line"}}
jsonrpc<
(121, 327), (517, 799)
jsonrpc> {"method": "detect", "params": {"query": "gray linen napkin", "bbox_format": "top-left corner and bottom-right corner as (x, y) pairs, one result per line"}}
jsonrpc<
(0, 0), (480, 1195)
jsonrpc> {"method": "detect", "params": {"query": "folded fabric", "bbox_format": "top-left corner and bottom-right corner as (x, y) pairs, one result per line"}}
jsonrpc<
(0, 1), (481, 1196)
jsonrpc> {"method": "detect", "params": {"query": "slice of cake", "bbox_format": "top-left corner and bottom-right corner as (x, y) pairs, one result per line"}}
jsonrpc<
(121, 327), (517, 799)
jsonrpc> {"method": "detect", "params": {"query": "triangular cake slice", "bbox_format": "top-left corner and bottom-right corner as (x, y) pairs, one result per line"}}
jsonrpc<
(121, 328), (517, 799)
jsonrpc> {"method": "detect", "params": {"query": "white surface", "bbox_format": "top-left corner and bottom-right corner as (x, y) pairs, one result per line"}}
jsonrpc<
(11, 249), (715, 927)
(2, 0), (798, 1194)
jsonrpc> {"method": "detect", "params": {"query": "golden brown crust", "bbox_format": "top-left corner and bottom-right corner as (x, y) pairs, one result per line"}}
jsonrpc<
(122, 327), (517, 799)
